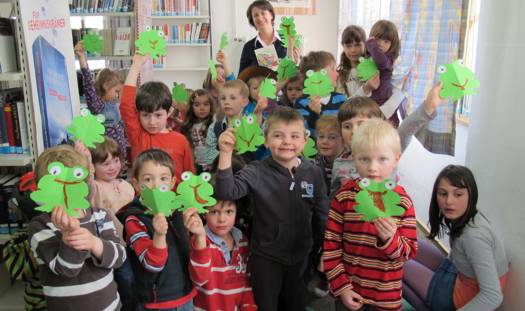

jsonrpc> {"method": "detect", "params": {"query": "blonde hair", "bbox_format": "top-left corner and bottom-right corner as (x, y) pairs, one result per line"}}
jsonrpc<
(351, 119), (400, 155)
(316, 115), (339, 133)
(221, 79), (249, 98)
(35, 145), (89, 181)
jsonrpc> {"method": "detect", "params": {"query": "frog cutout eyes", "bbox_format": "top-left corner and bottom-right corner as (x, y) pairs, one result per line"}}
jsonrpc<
(96, 114), (105, 123)
(281, 16), (294, 22)
(49, 164), (62, 176)
(145, 25), (151, 31)
(385, 180), (396, 190)
(320, 69), (327, 75)
(305, 129), (311, 138)
(80, 109), (89, 117)
(234, 119), (242, 127)
(201, 172), (211, 182)
(159, 184), (170, 192)
(246, 115), (255, 124)
(438, 66), (446, 74)
(306, 70), (314, 77)
(181, 172), (192, 181)
(270, 79), (276, 85)
(73, 168), (85, 179)
(359, 178), (371, 188)
(359, 56), (365, 63)
(158, 30), (165, 37)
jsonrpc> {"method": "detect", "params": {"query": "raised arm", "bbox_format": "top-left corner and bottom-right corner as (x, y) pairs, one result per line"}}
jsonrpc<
(366, 38), (393, 70)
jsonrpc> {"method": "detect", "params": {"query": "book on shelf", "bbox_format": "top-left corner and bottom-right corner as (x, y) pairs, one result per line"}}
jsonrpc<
(0, 92), (29, 154)
(69, 0), (135, 13)
(114, 27), (132, 55)
(151, 0), (201, 16)
(154, 22), (209, 44)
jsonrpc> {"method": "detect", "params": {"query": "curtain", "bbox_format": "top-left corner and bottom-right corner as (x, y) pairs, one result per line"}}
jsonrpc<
(339, 0), (468, 155)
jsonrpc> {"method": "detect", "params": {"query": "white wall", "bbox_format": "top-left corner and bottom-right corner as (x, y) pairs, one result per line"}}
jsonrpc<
(210, 0), (339, 75)
(465, 0), (525, 309)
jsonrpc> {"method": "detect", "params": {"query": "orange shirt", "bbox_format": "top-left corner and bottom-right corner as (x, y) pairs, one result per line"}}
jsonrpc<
(120, 85), (195, 184)
(453, 271), (508, 309)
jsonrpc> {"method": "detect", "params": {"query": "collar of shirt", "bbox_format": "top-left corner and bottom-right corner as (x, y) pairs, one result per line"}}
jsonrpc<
(205, 225), (243, 264)
(320, 94), (332, 105)
(255, 28), (281, 47)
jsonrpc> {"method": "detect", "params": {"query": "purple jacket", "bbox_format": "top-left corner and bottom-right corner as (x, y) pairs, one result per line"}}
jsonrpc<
(366, 38), (394, 105)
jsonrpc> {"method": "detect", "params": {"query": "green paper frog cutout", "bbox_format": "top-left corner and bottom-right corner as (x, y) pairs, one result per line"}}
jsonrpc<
(135, 26), (167, 60)
(278, 16), (302, 48)
(354, 178), (405, 221)
(30, 162), (89, 217)
(140, 185), (177, 216)
(303, 69), (334, 98)
(356, 57), (379, 81)
(208, 59), (218, 80)
(259, 78), (277, 100)
(174, 172), (216, 213)
(277, 57), (298, 81)
(438, 60), (480, 101)
(302, 130), (317, 159)
(220, 32), (229, 50)
(172, 82), (189, 104)
(232, 114), (265, 154)
(67, 108), (106, 148)
(82, 33), (103, 54)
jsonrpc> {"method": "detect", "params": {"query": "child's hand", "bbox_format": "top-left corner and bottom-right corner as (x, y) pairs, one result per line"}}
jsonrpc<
(424, 82), (446, 117)
(183, 208), (205, 236)
(216, 50), (227, 65)
(74, 41), (85, 59)
(74, 140), (95, 176)
(152, 213), (168, 236)
(340, 288), (364, 310)
(308, 96), (322, 115)
(374, 217), (397, 242)
(364, 73), (381, 93)
(51, 206), (80, 233)
(132, 53), (149, 67)
(63, 227), (102, 254)
(218, 128), (236, 154)
(255, 96), (268, 114)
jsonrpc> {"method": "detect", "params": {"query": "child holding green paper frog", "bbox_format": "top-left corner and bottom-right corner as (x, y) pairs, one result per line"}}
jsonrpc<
(117, 148), (196, 310)
(74, 41), (128, 162)
(294, 50), (347, 137)
(323, 119), (417, 311)
(28, 144), (126, 311)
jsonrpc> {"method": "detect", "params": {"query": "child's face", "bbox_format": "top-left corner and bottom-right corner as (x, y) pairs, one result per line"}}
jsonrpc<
(265, 120), (307, 165)
(132, 160), (176, 194)
(325, 62), (338, 86)
(211, 67), (227, 89)
(340, 115), (371, 149)
(103, 83), (122, 102)
(316, 127), (343, 159)
(353, 145), (400, 182)
(436, 178), (469, 221)
(139, 107), (174, 134)
(285, 80), (304, 105)
(94, 154), (121, 182)
(343, 41), (365, 64)
(205, 201), (237, 239)
(248, 77), (263, 101)
(376, 38), (392, 54)
(192, 94), (211, 120)
(220, 87), (248, 118)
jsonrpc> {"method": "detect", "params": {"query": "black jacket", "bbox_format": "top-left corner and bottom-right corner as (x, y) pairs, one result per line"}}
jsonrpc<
(238, 36), (287, 74)
(117, 199), (194, 305)
(215, 157), (329, 265)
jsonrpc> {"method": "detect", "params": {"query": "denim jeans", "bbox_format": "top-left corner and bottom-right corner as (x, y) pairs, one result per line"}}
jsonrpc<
(114, 258), (136, 311)
(426, 257), (457, 311)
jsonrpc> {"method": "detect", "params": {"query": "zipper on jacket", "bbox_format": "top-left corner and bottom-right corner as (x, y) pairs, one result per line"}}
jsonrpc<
(152, 283), (157, 302)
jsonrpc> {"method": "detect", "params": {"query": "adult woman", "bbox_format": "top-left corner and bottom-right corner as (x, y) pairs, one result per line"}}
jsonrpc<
(403, 165), (509, 311)
(239, 0), (287, 74)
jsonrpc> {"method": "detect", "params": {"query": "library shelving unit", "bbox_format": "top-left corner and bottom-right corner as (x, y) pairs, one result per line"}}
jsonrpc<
(0, 0), (37, 168)
(145, 0), (212, 89)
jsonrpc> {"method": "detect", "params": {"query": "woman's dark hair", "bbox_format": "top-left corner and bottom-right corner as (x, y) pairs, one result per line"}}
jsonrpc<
(337, 25), (366, 96)
(180, 89), (215, 149)
(428, 165), (479, 241)
(246, 0), (275, 28)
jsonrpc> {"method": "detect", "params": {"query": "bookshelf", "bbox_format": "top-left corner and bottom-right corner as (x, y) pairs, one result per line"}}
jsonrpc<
(0, 0), (36, 168)
(145, 0), (212, 89)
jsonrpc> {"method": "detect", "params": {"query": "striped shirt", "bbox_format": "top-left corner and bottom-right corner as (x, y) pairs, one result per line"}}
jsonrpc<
(28, 207), (126, 311)
(294, 92), (346, 137)
(323, 179), (417, 311)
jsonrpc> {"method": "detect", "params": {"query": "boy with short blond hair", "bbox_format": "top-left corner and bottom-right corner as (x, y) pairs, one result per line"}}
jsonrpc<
(29, 145), (126, 311)
(120, 54), (194, 184)
(323, 119), (417, 311)
(215, 106), (329, 310)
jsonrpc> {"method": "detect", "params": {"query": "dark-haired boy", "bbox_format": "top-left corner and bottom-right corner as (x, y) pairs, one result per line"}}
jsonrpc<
(120, 54), (195, 184)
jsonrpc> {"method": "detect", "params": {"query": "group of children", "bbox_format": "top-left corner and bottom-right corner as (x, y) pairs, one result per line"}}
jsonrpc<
(24, 11), (496, 311)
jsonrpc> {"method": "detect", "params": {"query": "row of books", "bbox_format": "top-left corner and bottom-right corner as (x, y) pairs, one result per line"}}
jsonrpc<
(72, 27), (133, 56)
(69, 0), (135, 13)
(154, 22), (209, 44)
(0, 92), (29, 155)
(151, 0), (202, 16)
